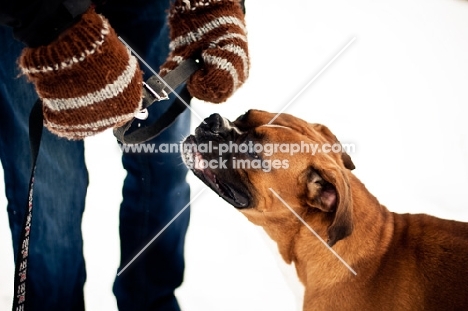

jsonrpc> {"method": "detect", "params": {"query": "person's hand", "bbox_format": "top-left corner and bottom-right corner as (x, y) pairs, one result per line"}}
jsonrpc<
(160, 0), (249, 103)
(19, 8), (143, 140)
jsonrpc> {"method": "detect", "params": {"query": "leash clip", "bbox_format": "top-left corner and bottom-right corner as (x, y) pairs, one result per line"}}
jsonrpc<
(143, 82), (169, 102)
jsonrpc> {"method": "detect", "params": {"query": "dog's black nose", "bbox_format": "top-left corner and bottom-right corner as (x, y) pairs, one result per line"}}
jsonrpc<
(203, 113), (223, 132)
(198, 113), (232, 137)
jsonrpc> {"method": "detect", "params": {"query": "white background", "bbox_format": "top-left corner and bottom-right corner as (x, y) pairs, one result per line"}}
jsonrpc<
(2, 0), (468, 310)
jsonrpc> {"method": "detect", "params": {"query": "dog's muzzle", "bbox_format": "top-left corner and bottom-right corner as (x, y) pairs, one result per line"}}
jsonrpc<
(182, 114), (252, 208)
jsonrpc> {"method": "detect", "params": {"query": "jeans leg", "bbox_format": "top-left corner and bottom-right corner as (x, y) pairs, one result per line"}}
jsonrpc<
(96, 1), (191, 310)
(114, 108), (190, 311)
(0, 26), (89, 311)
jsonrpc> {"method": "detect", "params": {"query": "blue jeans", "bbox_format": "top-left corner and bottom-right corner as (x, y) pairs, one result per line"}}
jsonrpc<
(0, 0), (191, 309)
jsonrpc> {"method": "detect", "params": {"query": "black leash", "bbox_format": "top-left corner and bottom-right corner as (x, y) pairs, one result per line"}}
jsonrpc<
(12, 59), (200, 310)
(12, 99), (43, 311)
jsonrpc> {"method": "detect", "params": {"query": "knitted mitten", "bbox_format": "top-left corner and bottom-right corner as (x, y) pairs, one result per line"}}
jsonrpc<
(160, 0), (249, 103)
(19, 8), (143, 140)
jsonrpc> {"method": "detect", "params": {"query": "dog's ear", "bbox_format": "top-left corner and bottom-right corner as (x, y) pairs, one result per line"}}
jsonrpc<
(341, 152), (355, 171)
(305, 169), (337, 213)
(305, 166), (353, 246)
(311, 124), (355, 171)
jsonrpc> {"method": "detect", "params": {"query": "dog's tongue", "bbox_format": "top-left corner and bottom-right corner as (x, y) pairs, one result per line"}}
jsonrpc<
(200, 166), (249, 208)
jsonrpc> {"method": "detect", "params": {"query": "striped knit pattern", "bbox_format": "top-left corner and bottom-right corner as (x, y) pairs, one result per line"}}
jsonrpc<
(160, 0), (249, 103)
(19, 8), (143, 140)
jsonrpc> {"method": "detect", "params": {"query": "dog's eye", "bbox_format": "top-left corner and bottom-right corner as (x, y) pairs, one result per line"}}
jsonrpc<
(249, 149), (259, 159)
(246, 140), (260, 159)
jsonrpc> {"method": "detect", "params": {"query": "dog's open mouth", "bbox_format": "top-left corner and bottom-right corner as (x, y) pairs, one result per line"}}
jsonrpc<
(182, 135), (250, 208)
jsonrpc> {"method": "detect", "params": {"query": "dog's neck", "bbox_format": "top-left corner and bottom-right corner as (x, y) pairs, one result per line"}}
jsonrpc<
(245, 172), (395, 291)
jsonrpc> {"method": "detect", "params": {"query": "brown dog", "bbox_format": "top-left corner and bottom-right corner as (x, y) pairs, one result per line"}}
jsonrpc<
(182, 109), (468, 311)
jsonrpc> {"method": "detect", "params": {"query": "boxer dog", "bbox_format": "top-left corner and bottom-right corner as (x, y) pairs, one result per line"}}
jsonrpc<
(181, 109), (468, 311)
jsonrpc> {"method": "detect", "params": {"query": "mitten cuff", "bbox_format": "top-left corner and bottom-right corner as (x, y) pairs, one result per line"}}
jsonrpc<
(19, 8), (143, 140)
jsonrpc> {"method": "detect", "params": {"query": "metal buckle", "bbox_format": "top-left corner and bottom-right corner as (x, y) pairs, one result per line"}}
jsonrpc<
(143, 82), (169, 101)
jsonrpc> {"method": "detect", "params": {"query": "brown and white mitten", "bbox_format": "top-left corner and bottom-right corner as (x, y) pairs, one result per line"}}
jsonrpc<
(19, 8), (143, 140)
(160, 0), (249, 103)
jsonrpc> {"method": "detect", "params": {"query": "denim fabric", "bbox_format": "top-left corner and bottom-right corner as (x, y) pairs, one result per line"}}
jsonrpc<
(0, 0), (191, 309)
(0, 25), (88, 310)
